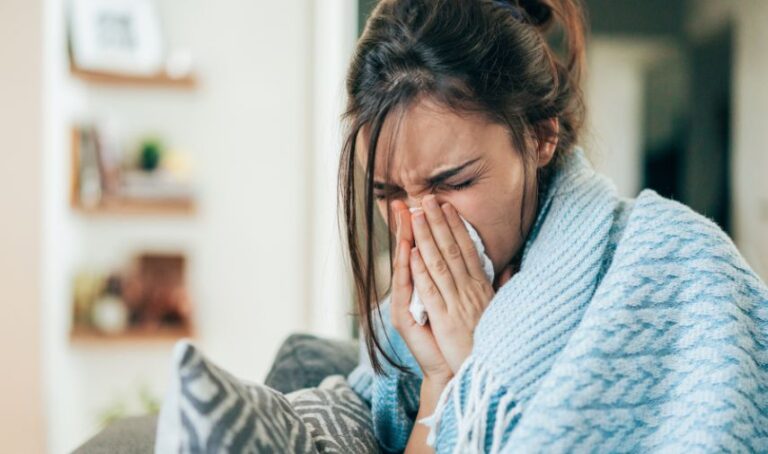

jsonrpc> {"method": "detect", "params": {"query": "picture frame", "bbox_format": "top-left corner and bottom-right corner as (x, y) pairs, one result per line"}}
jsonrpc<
(68, 0), (165, 76)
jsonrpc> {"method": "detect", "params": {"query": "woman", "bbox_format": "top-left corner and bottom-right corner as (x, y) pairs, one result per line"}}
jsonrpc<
(340, 0), (768, 453)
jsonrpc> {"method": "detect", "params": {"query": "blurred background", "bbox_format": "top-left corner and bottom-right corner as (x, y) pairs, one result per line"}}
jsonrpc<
(1, 0), (766, 452)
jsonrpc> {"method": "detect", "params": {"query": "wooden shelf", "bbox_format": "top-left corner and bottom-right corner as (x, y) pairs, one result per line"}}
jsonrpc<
(74, 197), (196, 217)
(70, 127), (197, 217)
(70, 325), (195, 343)
(70, 65), (197, 90)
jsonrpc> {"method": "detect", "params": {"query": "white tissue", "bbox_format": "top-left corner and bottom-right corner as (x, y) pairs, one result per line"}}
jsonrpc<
(407, 206), (495, 325)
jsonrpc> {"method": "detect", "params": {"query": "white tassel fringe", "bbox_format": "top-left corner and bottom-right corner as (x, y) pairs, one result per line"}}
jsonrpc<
(417, 357), (522, 453)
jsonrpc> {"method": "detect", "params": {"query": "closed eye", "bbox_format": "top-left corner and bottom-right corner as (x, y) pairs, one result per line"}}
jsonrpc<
(373, 179), (475, 200)
(447, 178), (475, 191)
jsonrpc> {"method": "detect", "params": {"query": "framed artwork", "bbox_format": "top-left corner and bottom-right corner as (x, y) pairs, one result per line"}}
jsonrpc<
(69, 0), (165, 75)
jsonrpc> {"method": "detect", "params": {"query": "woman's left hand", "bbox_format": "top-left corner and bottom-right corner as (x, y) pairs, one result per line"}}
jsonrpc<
(409, 194), (496, 374)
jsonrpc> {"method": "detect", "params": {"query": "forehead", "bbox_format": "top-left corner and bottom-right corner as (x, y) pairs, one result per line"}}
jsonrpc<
(356, 97), (495, 180)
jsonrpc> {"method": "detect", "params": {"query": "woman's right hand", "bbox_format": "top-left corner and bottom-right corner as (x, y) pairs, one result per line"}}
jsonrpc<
(390, 200), (454, 384)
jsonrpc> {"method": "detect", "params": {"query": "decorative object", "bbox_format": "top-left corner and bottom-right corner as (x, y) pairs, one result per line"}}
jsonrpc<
(123, 253), (191, 329)
(70, 124), (196, 215)
(69, 0), (164, 76)
(75, 125), (104, 209)
(138, 138), (162, 171)
(91, 275), (129, 334)
(72, 270), (106, 328)
(70, 252), (194, 341)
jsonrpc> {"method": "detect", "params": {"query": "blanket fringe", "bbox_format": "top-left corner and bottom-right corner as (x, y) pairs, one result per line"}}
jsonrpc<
(417, 357), (522, 453)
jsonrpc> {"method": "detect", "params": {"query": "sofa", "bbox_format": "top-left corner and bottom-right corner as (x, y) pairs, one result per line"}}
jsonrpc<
(74, 333), (361, 453)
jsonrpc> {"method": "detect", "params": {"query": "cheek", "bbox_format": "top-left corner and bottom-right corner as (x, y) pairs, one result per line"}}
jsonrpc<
(457, 183), (526, 271)
(444, 194), (478, 224)
(452, 182), (513, 223)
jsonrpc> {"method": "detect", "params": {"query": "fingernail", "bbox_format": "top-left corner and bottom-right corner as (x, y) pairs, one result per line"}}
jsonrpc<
(413, 211), (426, 224)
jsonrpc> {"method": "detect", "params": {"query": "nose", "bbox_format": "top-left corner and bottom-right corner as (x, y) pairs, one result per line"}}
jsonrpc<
(387, 196), (427, 232)
(407, 194), (438, 212)
(406, 198), (422, 211)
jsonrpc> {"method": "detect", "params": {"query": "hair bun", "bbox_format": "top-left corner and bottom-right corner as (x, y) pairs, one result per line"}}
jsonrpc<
(516, 0), (554, 29)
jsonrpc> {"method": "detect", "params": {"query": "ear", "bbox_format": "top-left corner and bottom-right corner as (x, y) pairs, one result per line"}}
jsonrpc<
(536, 117), (559, 168)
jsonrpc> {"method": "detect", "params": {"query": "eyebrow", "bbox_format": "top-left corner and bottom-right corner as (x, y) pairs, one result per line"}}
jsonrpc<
(373, 157), (481, 190)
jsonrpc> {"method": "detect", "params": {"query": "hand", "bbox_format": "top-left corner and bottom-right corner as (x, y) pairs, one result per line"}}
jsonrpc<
(389, 200), (454, 383)
(409, 194), (496, 374)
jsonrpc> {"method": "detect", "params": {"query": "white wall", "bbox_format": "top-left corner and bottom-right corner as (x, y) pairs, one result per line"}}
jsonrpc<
(0, 0), (46, 452)
(685, 0), (768, 280)
(308, 0), (359, 340)
(585, 37), (678, 198)
(42, 1), (320, 452)
(731, 0), (768, 280)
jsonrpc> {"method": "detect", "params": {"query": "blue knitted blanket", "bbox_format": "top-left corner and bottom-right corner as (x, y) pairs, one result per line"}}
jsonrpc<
(347, 147), (768, 453)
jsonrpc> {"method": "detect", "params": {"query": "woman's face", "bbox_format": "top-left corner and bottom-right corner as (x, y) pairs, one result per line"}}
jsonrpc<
(356, 96), (556, 279)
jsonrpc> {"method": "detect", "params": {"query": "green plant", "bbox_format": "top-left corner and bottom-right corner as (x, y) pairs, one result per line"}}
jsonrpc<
(139, 383), (161, 414)
(97, 399), (128, 427)
(96, 382), (162, 428)
(139, 139), (164, 171)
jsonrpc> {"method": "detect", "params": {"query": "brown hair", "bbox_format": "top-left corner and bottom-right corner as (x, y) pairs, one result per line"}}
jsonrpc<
(338, 0), (589, 375)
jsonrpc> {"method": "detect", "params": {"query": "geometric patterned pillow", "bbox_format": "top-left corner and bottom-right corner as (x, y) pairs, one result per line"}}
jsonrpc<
(154, 340), (379, 453)
(154, 340), (316, 453)
(286, 375), (379, 453)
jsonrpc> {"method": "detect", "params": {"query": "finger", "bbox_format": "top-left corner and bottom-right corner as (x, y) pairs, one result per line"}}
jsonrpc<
(389, 202), (410, 269)
(391, 200), (414, 245)
(441, 202), (487, 282)
(410, 246), (447, 317)
(390, 239), (414, 328)
(390, 199), (406, 235)
(399, 203), (414, 245)
(412, 208), (459, 303)
(421, 195), (471, 286)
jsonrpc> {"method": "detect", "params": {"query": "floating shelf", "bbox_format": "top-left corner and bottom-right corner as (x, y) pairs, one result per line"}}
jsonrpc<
(70, 325), (195, 343)
(70, 126), (197, 217)
(70, 66), (197, 89)
(73, 197), (196, 217)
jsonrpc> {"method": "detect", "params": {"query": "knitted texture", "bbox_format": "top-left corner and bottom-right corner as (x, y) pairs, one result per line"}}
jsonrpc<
(347, 146), (768, 453)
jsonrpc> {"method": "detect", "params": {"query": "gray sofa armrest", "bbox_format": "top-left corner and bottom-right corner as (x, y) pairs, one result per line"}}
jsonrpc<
(73, 415), (158, 454)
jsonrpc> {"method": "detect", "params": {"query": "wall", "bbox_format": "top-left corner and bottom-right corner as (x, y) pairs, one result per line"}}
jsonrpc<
(588, 1), (768, 283)
(308, 0), (359, 340)
(0, 0), (46, 452)
(685, 0), (768, 279)
(731, 0), (768, 280)
(585, 37), (677, 198)
(42, 1), (317, 452)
